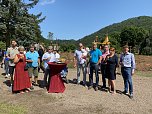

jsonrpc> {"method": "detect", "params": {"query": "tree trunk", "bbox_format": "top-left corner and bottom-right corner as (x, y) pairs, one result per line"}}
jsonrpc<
(5, 30), (10, 50)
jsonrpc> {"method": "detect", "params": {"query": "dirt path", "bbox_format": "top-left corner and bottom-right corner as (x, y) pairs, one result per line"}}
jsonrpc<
(0, 68), (152, 114)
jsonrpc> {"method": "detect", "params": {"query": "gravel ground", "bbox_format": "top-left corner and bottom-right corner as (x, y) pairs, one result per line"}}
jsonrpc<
(0, 68), (152, 114)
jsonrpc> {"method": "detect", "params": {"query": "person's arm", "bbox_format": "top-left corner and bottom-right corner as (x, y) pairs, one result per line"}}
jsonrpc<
(26, 60), (33, 62)
(6, 48), (11, 59)
(131, 54), (136, 75)
(42, 54), (46, 61)
(97, 50), (102, 65)
(115, 55), (119, 67)
(119, 54), (123, 66)
(57, 54), (60, 59)
(73, 51), (77, 68)
(42, 53), (52, 61)
(97, 56), (102, 65)
(73, 56), (77, 68)
(38, 58), (40, 66)
(37, 52), (40, 65)
(14, 55), (20, 64)
(81, 50), (87, 59)
(25, 53), (33, 63)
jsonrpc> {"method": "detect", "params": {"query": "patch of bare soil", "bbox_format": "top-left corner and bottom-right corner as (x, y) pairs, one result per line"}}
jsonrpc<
(0, 67), (152, 114)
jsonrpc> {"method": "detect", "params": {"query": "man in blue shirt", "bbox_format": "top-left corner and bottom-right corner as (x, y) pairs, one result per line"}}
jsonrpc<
(120, 45), (136, 99)
(88, 42), (102, 91)
(26, 45), (40, 90)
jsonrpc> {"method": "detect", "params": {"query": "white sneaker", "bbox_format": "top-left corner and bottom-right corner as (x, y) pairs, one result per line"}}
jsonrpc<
(5, 75), (8, 78)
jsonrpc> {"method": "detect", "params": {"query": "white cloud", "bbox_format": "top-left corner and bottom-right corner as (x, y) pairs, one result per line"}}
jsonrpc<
(40, 0), (56, 5)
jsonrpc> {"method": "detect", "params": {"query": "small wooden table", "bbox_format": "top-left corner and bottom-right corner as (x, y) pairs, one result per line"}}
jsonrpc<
(47, 62), (67, 93)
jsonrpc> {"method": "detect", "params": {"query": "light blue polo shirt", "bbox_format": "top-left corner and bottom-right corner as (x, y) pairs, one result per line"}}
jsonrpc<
(26, 51), (39, 67)
(90, 48), (102, 63)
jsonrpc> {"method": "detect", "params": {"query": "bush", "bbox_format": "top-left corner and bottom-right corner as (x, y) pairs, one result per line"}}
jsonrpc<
(142, 47), (152, 55)
(0, 41), (6, 50)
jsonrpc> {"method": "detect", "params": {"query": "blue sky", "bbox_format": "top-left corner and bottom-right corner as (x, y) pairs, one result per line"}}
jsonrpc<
(29, 0), (152, 40)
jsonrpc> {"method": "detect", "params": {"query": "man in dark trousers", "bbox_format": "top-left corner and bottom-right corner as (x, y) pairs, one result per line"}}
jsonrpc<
(38, 45), (45, 73)
(88, 42), (102, 91)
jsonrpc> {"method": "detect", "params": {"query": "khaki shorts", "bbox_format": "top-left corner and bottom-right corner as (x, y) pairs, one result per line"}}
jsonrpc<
(28, 67), (38, 78)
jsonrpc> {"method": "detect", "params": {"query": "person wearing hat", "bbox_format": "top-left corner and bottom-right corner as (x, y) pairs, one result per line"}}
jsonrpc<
(88, 42), (102, 91)
(42, 46), (56, 88)
(120, 45), (136, 99)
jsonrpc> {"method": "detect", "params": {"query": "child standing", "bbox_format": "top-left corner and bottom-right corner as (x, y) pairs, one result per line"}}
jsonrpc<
(4, 51), (10, 78)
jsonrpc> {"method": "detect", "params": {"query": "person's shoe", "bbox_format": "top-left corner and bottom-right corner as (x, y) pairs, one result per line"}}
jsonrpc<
(129, 94), (133, 99)
(35, 83), (39, 86)
(25, 90), (29, 93)
(77, 82), (80, 85)
(34, 83), (39, 86)
(101, 86), (106, 89)
(20, 91), (25, 94)
(94, 86), (98, 91)
(65, 79), (69, 84)
(8, 74), (10, 77)
(9, 84), (13, 92)
(88, 86), (93, 90)
(5, 75), (8, 78)
(43, 87), (47, 89)
(111, 91), (116, 95)
(107, 87), (111, 93)
(30, 86), (34, 90)
(83, 84), (87, 88)
(122, 90), (129, 95)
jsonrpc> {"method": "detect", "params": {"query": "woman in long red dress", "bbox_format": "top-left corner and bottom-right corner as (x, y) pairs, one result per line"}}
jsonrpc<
(13, 46), (31, 93)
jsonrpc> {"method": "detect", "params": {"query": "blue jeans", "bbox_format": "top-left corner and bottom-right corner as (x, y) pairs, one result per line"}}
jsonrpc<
(77, 63), (87, 84)
(89, 63), (99, 87)
(4, 60), (9, 75)
(121, 67), (133, 94)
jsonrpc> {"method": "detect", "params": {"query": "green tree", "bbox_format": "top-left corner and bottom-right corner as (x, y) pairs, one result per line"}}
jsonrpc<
(109, 32), (121, 52)
(0, 0), (45, 48)
(120, 27), (149, 52)
(0, 41), (6, 49)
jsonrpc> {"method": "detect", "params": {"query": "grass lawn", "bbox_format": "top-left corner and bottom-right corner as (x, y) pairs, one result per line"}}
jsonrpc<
(135, 71), (152, 77)
(0, 103), (27, 114)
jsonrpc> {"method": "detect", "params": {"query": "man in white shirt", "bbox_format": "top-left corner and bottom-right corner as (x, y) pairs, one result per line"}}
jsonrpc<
(7, 40), (19, 86)
(74, 43), (87, 87)
(42, 46), (55, 88)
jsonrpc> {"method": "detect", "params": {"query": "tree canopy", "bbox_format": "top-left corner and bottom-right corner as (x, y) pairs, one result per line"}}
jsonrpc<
(78, 16), (152, 55)
(0, 0), (45, 48)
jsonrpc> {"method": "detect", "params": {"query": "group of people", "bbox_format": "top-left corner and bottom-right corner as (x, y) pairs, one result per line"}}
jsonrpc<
(0, 39), (135, 98)
(1, 40), (65, 93)
(74, 42), (135, 99)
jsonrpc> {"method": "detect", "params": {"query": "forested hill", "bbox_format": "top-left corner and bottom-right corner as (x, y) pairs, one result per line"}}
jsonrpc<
(78, 16), (152, 48)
